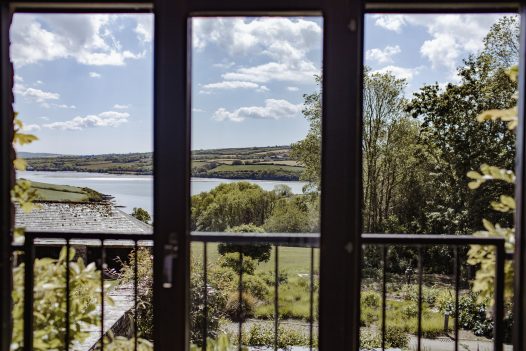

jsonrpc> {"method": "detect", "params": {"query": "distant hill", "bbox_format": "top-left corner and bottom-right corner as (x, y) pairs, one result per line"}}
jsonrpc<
(23, 146), (305, 181)
(18, 152), (61, 158)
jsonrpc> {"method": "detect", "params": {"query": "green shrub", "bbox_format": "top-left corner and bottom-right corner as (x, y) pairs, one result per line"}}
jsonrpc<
(385, 325), (409, 349)
(361, 291), (381, 308)
(240, 324), (310, 349)
(12, 247), (109, 351)
(225, 292), (257, 322)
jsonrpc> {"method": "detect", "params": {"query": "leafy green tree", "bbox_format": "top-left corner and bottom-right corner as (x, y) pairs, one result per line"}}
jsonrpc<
(191, 182), (276, 231)
(131, 207), (151, 224)
(264, 197), (311, 233)
(290, 76), (322, 193)
(218, 224), (271, 263)
(407, 30), (517, 235)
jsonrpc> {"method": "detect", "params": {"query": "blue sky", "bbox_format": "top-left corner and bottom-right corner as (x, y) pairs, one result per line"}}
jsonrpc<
(12, 13), (510, 154)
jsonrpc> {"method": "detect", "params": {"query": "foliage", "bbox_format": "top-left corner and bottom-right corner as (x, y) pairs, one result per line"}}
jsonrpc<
(263, 196), (315, 233)
(190, 334), (244, 351)
(466, 63), (517, 303)
(240, 324), (312, 349)
(360, 325), (409, 350)
(224, 292), (256, 322)
(406, 21), (517, 235)
(11, 247), (112, 351)
(217, 224), (271, 263)
(131, 207), (151, 224)
(290, 75), (322, 193)
(191, 182), (277, 232)
(12, 116), (39, 214)
(94, 334), (154, 351)
(119, 249), (226, 345)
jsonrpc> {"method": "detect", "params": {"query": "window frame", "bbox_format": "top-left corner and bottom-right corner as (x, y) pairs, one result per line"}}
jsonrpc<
(0, 1), (524, 351)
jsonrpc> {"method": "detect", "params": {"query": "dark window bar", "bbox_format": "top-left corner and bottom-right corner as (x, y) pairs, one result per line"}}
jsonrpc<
(15, 231), (508, 351)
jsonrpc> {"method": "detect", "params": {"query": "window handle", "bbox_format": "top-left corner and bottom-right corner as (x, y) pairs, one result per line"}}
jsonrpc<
(162, 233), (178, 288)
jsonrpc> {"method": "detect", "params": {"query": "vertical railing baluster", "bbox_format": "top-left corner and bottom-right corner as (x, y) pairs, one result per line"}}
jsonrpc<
(238, 251), (243, 351)
(23, 235), (34, 351)
(454, 247), (459, 351)
(134, 241), (138, 351)
(309, 247), (314, 351)
(381, 246), (387, 351)
(203, 242), (208, 350)
(417, 246), (422, 351)
(274, 245), (279, 351)
(494, 242), (505, 351)
(66, 240), (71, 351)
(101, 240), (106, 351)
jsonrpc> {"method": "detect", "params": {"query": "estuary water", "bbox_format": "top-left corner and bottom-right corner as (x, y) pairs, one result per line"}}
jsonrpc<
(18, 171), (308, 215)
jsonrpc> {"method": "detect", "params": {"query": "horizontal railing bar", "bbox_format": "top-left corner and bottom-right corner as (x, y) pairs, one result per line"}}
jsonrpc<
(362, 233), (507, 246)
(24, 231), (153, 240)
(9, 232), (510, 252)
(191, 232), (320, 247)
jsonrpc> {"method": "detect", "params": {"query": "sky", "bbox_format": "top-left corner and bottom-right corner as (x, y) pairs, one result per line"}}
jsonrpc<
(11, 13), (512, 155)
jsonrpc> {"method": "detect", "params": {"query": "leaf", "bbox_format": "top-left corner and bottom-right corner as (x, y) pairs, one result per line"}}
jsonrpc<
(13, 158), (27, 171)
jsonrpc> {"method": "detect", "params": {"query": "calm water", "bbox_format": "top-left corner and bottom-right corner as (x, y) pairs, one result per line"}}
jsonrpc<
(18, 171), (307, 215)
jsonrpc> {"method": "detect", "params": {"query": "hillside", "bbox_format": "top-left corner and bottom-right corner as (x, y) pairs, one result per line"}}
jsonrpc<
(24, 180), (105, 203)
(24, 146), (305, 181)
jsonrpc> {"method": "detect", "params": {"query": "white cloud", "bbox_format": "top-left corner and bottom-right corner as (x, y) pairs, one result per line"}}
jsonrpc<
(192, 108), (205, 113)
(52, 104), (76, 109)
(44, 110), (130, 130)
(11, 14), (144, 67)
(213, 99), (302, 122)
(223, 61), (318, 84)
(15, 84), (60, 103)
(202, 81), (259, 90)
(113, 104), (130, 109)
(287, 86), (299, 92)
(366, 45), (401, 64)
(135, 15), (153, 43)
(89, 72), (101, 78)
(14, 75), (23, 82)
(372, 14), (504, 74)
(373, 15), (407, 33)
(200, 80), (270, 93)
(193, 18), (322, 85)
(371, 65), (420, 81)
(22, 124), (41, 132)
(39, 116), (49, 121)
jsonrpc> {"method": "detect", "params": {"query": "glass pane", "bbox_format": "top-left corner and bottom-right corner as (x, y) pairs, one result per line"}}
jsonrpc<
(11, 12), (154, 350)
(190, 16), (323, 350)
(362, 12), (517, 351)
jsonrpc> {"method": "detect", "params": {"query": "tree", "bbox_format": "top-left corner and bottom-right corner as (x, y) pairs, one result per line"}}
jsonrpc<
(218, 224), (271, 263)
(264, 197), (312, 233)
(290, 75), (322, 193)
(132, 207), (151, 224)
(407, 29), (517, 235)
(191, 182), (276, 231)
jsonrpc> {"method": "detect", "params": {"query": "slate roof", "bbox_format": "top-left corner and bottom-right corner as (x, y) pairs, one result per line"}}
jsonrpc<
(15, 202), (152, 234)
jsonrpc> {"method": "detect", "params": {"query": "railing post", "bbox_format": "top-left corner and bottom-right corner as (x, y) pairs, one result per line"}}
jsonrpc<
(515, 3), (526, 351)
(494, 241), (505, 351)
(0, 3), (13, 351)
(23, 235), (34, 351)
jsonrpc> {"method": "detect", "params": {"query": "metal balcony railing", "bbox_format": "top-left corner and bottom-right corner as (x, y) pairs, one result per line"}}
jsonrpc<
(12, 231), (508, 351)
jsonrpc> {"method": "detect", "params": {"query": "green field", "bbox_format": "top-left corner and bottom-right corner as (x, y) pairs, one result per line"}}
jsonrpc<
(24, 146), (305, 181)
(25, 180), (104, 203)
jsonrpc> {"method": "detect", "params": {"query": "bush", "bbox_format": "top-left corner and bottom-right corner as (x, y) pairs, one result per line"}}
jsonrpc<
(361, 291), (381, 308)
(218, 224), (271, 263)
(240, 324), (310, 349)
(12, 247), (110, 351)
(385, 325), (409, 348)
(225, 292), (257, 322)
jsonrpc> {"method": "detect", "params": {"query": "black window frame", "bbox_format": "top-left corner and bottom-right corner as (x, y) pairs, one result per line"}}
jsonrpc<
(0, 1), (524, 351)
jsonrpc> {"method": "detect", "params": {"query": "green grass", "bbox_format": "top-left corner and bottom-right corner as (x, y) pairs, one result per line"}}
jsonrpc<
(25, 180), (104, 203)
(211, 164), (303, 173)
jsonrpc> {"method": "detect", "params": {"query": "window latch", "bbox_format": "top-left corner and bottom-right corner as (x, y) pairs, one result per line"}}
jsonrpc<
(162, 232), (178, 288)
